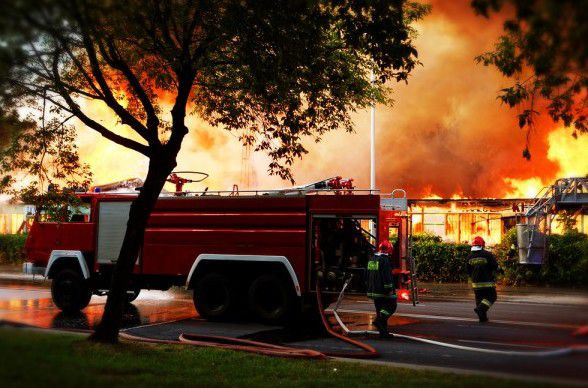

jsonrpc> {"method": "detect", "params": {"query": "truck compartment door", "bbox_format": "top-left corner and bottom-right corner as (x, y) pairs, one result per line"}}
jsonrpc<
(97, 201), (138, 265)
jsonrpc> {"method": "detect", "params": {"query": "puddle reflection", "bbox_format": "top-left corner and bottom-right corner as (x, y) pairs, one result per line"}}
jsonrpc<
(51, 303), (142, 330)
(0, 286), (196, 330)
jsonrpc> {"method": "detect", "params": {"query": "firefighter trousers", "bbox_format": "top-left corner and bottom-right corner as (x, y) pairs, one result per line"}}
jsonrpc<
(474, 287), (497, 312)
(374, 297), (397, 320)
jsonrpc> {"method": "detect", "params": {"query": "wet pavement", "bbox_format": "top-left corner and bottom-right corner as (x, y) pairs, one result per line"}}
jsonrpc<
(0, 280), (196, 330)
(1, 278), (587, 384)
(120, 299), (588, 384)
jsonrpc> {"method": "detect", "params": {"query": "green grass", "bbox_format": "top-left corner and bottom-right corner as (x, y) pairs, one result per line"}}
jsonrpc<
(0, 328), (554, 388)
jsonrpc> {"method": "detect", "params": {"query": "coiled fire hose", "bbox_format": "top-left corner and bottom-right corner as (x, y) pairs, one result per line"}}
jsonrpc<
(120, 331), (326, 359)
(331, 278), (588, 358)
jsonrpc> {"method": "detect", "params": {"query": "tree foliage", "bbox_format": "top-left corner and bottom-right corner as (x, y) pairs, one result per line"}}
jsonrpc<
(0, 116), (91, 190)
(0, 109), (32, 149)
(0, 104), (91, 221)
(472, 0), (587, 159)
(0, 0), (429, 181)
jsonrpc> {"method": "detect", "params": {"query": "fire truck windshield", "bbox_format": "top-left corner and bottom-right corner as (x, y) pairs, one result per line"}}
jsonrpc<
(69, 203), (91, 222)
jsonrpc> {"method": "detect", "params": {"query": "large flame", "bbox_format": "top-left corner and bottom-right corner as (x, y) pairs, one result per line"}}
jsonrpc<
(76, 0), (587, 198)
(410, 201), (505, 245)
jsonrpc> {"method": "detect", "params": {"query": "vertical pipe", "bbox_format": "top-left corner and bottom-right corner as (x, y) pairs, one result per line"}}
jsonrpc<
(370, 71), (376, 240)
(370, 71), (376, 192)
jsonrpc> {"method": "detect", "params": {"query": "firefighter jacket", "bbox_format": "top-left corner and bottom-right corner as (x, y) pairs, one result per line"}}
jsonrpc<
(466, 248), (498, 289)
(366, 252), (396, 299)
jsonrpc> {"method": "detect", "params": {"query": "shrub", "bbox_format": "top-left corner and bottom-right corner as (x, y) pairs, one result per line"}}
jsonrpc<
(494, 228), (588, 286)
(413, 229), (588, 286)
(492, 228), (539, 285)
(541, 231), (588, 286)
(412, 233), (442, 244)
(412, 233), (470, 282)
(0, 234), (28, 264)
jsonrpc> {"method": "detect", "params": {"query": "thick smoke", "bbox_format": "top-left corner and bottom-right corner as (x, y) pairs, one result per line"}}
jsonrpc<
(78, 0), (585, 197)
(286, 0), (564, 198)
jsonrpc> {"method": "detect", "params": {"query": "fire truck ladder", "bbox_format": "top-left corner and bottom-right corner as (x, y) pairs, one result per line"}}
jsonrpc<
(518, 177), (588, 264)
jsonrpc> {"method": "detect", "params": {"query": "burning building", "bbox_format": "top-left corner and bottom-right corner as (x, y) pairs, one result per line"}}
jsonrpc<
(0, 203), (35, 234)
(408, 197), (587, 245)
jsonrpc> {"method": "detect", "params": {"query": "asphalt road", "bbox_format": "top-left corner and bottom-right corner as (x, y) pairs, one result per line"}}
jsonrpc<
(1, 279), (587, 384)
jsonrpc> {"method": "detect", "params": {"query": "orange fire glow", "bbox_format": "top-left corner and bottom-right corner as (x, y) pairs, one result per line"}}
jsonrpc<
(76, 0), (587, 198)
(409, 201), (505, 245)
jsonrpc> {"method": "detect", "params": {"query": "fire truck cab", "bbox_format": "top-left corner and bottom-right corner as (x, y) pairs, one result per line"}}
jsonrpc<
(25, 182), (414, 323)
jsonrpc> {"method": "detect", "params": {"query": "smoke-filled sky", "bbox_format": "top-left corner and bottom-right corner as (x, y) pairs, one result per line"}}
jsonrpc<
(77, 0), (587, 198)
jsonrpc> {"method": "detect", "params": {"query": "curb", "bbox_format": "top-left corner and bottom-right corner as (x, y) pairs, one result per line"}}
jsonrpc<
(0, 272), (49, 284)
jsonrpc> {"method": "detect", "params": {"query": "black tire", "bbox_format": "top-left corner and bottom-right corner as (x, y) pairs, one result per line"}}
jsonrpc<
(51, 269), (92, 313)
(126, 288), (141, 303)
(248, 274), (295, 325)
(193, 272), (234, 320)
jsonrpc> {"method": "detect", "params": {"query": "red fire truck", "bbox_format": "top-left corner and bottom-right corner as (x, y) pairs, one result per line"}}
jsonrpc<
(24, 178), (415, 322)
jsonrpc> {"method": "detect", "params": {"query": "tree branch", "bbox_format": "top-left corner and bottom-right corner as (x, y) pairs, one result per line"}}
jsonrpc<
(167, 68), (195, 154)
(50, 50), (150, 157)
(70, 1), (155, 144)
(97, 38), (160, 139)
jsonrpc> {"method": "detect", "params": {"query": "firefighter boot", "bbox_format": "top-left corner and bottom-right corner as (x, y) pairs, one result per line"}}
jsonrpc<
(374, 315), (392, 338)
(474, 307), (488, 323)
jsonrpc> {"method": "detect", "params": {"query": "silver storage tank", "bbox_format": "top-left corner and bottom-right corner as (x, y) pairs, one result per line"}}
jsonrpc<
(516, 223), (545, 264)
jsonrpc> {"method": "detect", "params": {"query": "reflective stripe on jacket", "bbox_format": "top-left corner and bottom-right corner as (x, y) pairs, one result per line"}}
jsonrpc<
(366, 252), (395, 299)
(466, 248), (498, 289)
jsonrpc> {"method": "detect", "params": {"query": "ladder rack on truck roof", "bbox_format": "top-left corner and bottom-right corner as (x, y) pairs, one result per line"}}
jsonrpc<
(90, 176), (381, 197)
(84, 188), (381, 197)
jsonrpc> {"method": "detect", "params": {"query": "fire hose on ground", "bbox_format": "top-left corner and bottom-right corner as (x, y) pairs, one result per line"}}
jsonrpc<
(119, 331), (327, 359)
(119, 275), (587, 360)
(119, 283), (379, 360)
(330, 278), (588, 358)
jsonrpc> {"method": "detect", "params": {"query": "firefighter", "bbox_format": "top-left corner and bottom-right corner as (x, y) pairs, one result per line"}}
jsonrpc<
(367, 240), (397, 338)
(467, 236), (498, 322)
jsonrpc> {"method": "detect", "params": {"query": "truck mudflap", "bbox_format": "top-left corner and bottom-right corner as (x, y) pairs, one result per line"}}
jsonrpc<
(186, 254), (301, 296)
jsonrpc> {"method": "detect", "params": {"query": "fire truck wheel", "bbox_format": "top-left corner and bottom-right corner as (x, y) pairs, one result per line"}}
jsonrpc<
(193, 272), (234, 320)
(248, 274), (293, 324)
(51, 269), (92, 313)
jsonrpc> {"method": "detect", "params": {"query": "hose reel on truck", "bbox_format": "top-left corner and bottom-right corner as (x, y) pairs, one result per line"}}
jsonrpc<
(166, 171), (209, 195)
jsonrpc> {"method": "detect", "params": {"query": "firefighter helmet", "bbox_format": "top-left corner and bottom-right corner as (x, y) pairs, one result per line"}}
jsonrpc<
(472, 236), (485, 247)
(378, 240), (393, 254)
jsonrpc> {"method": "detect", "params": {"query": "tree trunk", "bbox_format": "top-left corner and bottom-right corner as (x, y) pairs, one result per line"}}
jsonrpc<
(89, 152), (175, 343)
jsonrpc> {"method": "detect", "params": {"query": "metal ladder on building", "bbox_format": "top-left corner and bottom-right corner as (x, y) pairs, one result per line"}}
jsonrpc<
(519, 177), (588, 264)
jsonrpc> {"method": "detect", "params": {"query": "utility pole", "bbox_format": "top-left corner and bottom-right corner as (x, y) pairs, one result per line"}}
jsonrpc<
(370, 71), (377, 243)
(370, 71), (376, 192)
